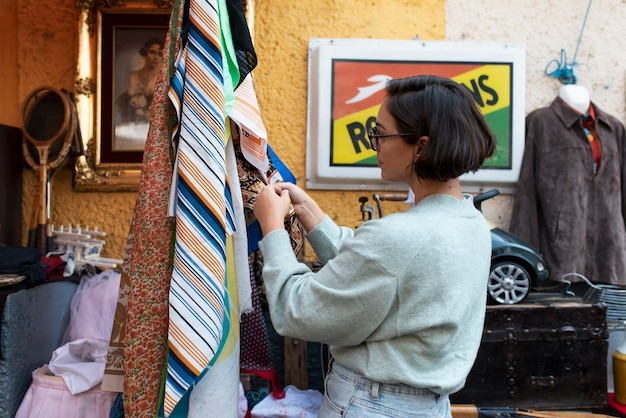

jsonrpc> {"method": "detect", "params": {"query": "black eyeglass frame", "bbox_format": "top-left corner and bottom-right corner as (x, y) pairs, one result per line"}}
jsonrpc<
(367, 126), (415, 151)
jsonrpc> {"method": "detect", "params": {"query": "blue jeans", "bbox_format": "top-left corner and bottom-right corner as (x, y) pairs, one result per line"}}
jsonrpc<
(317, 362), (451, 418)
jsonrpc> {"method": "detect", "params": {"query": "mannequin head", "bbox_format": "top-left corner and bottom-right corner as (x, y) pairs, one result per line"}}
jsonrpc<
(558, 84), (590, 114)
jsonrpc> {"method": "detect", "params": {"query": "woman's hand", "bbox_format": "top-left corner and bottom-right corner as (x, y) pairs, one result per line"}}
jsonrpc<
(275, 183), (325, 232)
(253, 184), (293, 236)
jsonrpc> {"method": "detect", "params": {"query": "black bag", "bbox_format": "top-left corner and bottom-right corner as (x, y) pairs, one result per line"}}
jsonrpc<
(0, 247), (47, 362)
(0, 246), (46, 288)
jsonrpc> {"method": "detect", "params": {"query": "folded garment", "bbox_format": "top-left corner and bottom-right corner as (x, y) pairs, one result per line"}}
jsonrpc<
(48, 338), (109, 395)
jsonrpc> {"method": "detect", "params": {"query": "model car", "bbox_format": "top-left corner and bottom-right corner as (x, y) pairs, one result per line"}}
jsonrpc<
(472, 189), (550, 305)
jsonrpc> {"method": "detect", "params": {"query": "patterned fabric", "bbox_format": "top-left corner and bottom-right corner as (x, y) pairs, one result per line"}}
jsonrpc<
(101, 2), (182, 417)
(164, 130), (249, 418)
(165, 0), (237, 414)
(102, 0), (298, 415)
(233, 129), (302, 404)
(228, 75), (299, 402)
(233, 136), (303, 257)
(582, 107), (602, 175)
(229, 75), (269, 174)
(240, 261), (282, 398)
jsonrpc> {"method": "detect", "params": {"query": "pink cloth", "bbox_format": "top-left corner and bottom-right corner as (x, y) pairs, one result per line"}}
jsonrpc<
(15, 365), (116, 418)
(47, 270), (120, 394)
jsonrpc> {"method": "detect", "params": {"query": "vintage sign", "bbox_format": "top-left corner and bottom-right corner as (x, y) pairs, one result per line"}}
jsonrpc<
(306, 39), (526, 192)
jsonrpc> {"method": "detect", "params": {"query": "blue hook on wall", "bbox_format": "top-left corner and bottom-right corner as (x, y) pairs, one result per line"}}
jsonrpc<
(544, 49), (578, 85)
(544, 0), (593, 85)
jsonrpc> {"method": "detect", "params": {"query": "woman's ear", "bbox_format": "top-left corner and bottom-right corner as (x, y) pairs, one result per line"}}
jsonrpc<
(415, 136), (429, 156)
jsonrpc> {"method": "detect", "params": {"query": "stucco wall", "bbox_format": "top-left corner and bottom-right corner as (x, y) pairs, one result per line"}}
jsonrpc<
(251, 0), (446, 233)
(447, 0), (626, 227)
(0, 1), (19, 125)
(4, 0), (626, 260)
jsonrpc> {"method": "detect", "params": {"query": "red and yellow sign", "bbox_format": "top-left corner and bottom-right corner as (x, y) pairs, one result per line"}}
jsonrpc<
(330, 61), (512, 169)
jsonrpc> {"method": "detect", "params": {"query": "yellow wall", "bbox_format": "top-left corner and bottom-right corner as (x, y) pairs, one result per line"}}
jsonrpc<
(252, 0), (445, 233)
(2, 0), (444, 259)
(0, 0), (19, 126)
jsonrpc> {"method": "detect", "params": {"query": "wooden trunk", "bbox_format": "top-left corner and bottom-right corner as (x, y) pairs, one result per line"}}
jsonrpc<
(451, 296), (608, 410)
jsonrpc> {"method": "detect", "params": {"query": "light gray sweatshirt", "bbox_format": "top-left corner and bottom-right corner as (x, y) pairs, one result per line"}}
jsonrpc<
(258, 194), (491, 394)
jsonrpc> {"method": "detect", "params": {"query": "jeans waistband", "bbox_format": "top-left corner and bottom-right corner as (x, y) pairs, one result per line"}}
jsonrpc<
(332, 362), (437, 397)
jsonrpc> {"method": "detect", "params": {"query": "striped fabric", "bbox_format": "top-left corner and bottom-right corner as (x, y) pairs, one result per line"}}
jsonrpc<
(165, 0), (236, 414)
(229, 74), (269, 174)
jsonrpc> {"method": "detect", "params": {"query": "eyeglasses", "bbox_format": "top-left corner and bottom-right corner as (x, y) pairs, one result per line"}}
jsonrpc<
(367, 126), (415, 151)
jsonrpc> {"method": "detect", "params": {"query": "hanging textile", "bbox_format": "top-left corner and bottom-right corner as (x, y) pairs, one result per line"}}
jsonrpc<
(229, 74), (269, 174)
(230, 127), (302, 402)
(233, 131), (302, 258)
(103, 0), (296, 414)
(240, 260), (283, 399)
(173, 135), (248, 418)
(229, 72), (299, 402)
(225, 0), (256, 88)
(165, 0), (240, 414)
(101, 2), (183, 417)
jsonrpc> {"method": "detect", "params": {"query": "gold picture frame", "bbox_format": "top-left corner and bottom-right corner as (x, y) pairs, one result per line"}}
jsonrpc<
(73, 0), (172, 192)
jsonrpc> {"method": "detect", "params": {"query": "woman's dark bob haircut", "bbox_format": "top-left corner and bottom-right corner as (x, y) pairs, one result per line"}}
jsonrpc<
(384, 74), (496, 182)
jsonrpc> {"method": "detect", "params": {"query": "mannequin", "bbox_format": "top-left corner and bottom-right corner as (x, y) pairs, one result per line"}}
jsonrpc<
(510, 83), (626, 288)
(559, 84), (590, 114)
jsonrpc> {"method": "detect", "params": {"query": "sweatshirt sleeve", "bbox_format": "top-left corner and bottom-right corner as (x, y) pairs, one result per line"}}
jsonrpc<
(305, 215), (355, 264)
(258, 221), (398, 346)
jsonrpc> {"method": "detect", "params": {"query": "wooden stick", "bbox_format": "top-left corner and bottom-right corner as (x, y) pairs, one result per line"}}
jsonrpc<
(451, 405), (619, 418)
(518, 411), (618, 418)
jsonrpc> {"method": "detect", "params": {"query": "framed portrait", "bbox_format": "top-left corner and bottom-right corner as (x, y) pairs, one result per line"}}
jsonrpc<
(73, 2), (171, 192)
(306, 38), (526, 193)
(100, 12), (169, 164)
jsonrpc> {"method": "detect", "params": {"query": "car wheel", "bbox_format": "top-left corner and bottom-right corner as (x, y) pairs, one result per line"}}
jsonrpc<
(488, 261), (531, 304)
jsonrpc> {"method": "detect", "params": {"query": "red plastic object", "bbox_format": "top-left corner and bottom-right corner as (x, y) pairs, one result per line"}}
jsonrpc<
(608, 392), (626, 416)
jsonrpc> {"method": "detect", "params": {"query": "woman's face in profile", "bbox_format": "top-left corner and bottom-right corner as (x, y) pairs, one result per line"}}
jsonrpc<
(374, 101), (418, 184)
(144, 43), (163, 68)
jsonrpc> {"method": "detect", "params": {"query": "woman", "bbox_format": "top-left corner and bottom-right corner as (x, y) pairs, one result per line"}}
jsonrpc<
(253, 75), (496, 417)
(116, 37), (164, 124)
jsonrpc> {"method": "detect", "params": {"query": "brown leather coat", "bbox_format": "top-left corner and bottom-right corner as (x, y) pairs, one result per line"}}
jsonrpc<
(510, 97), (626, 286)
